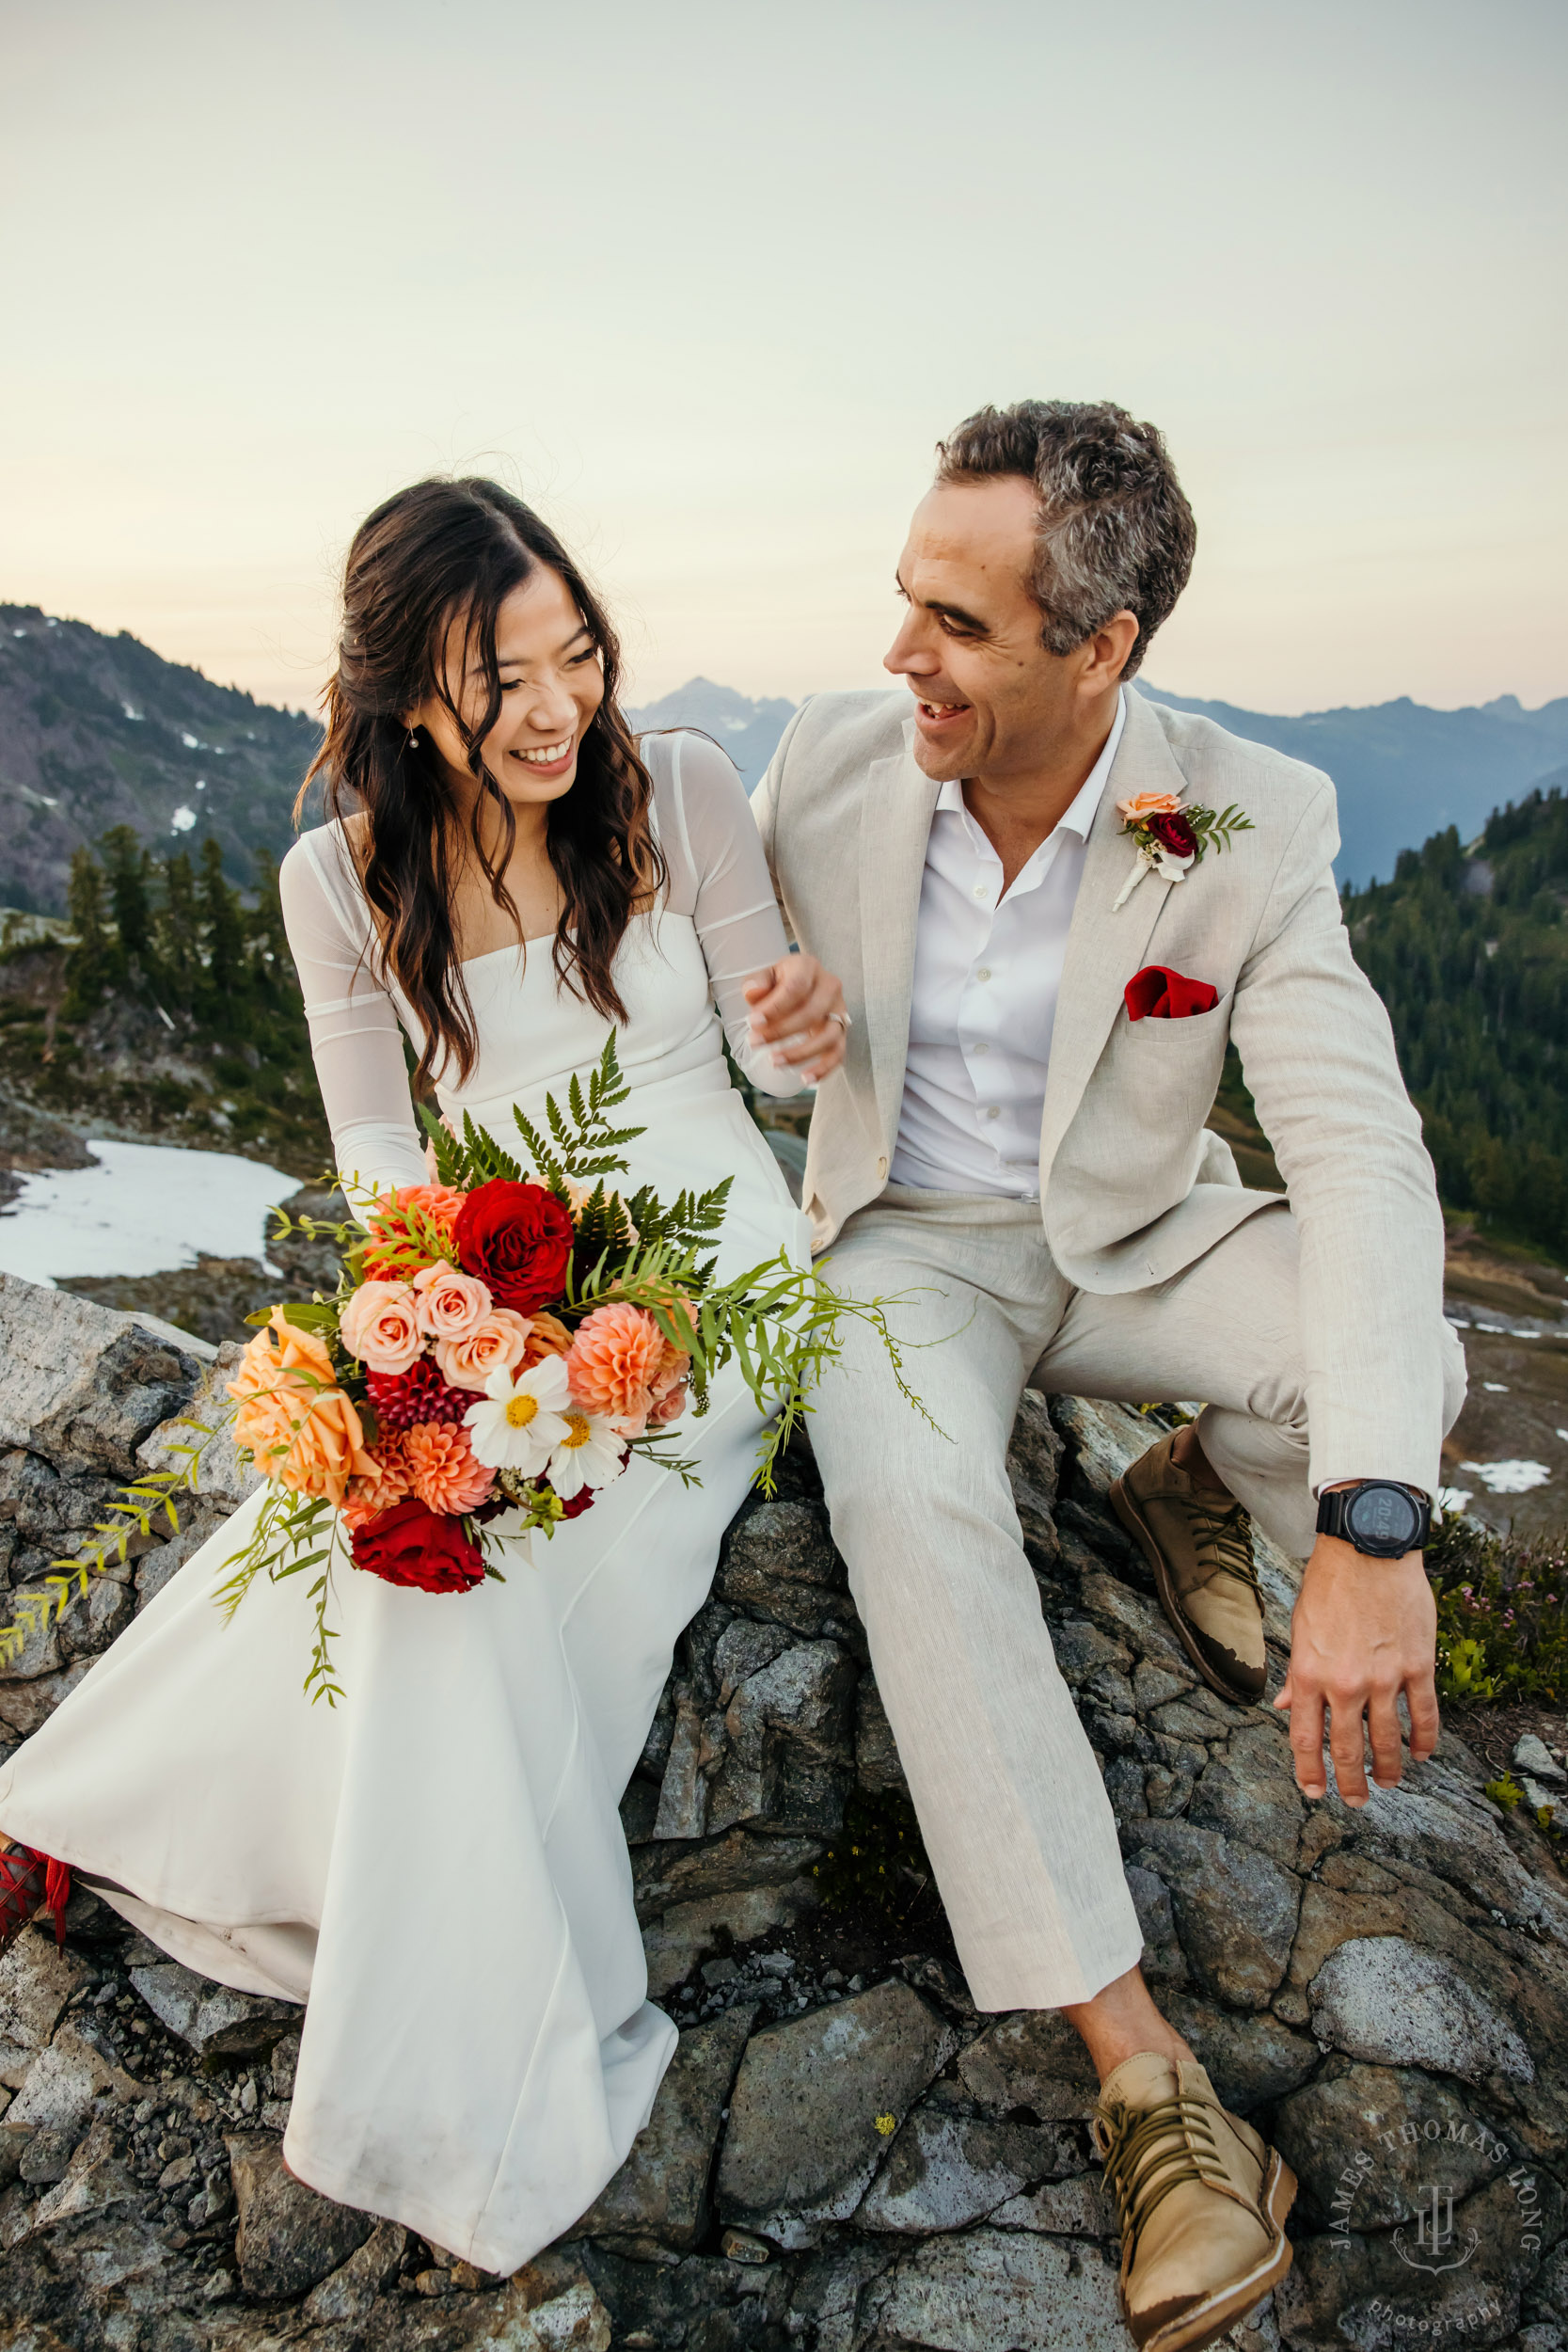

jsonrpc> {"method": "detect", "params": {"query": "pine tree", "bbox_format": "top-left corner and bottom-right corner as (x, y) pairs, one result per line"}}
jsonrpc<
(155, 850), (199, 1006)
(62, 847), (112, 1020)
(198, 836), (245, 1003)
(99, 823), (152, 965)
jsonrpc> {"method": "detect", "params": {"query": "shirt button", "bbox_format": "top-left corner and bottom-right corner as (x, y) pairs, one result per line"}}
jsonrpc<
(972, 882), (988, 898)
(975, 967), (991, 982)
(973, 1041), (988, 1056)
(986, 1105), (1001, 1120)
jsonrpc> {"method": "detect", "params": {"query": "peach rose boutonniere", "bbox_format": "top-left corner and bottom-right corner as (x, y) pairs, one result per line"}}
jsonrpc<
(1112, 789), (1253, 910)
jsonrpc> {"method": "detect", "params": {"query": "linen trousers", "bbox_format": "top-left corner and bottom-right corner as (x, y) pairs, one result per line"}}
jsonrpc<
(807, 1184), (1465, 2013)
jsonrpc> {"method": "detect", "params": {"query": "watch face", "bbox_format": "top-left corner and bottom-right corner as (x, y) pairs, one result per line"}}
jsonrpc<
(1347, 1484), (1420, 1553)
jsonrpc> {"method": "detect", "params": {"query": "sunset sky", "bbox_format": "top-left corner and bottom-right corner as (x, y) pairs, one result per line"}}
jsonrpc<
(3, 0), (1564, 718)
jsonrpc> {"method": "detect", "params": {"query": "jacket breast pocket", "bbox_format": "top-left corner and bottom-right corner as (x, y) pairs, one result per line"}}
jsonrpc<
(1121, 989), (1234, 1051)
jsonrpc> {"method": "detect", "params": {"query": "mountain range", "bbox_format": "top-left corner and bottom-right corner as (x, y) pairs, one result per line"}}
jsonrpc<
(3, 605), (1567, 908)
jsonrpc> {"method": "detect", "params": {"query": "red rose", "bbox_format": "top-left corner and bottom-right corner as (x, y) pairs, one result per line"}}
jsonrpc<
(349, 1496), (485, 1594)
(452, 1180), (575, 1314)
(1145, 810), (1198, 859)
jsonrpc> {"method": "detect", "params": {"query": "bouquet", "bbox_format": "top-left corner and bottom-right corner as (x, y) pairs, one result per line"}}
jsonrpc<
(205, 1036), (930, 1702)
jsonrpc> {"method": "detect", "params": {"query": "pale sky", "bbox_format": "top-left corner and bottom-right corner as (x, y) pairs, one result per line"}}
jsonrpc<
(3, 0), (1564, 717)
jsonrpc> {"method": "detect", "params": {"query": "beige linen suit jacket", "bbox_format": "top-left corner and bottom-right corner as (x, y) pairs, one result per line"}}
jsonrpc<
(752, 685), (1451, 1496)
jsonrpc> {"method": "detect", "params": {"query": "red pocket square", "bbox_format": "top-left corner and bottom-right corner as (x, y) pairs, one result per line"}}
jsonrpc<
(1125, 965), (1220, 1022)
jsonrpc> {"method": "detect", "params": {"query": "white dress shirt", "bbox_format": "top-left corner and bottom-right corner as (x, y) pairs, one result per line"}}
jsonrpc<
(889, 691), (1127, 1199)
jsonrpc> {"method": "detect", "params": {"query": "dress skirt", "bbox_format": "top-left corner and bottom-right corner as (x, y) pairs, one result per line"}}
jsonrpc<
(0, 1082), (808, 2272)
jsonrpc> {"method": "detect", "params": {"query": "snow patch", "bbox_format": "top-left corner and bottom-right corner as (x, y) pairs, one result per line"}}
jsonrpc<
(0, 1137), (295, 1281)
(170, 806), (197, 833)
(1459, 1458), (1552, 1495)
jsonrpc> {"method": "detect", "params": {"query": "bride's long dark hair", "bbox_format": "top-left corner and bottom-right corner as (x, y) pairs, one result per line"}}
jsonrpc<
(301, 477), (665, 1091)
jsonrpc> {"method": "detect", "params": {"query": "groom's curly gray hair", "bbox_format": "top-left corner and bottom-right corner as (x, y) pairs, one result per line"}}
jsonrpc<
(935, 400), (1196, 679)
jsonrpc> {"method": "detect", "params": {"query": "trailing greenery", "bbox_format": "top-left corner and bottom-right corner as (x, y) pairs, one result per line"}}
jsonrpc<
(1344, 784), (1568, 1259)
(1426, 1510), (1568, 1707)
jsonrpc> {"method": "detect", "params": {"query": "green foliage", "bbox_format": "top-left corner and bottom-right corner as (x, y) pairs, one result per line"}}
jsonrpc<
(29, 821), (327, 1170)
(1188, 802), (1255, 857)
(1346, 787), (1568, 1259)
(1426, 1510), (1568, 1706)
(0, 1417), (216, 1673)
(1484, 1774), (1523, 1811)
(811, 1790), (938, 1928)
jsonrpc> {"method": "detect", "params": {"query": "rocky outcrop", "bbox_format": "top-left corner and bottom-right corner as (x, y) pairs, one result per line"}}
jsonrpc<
(0, 1273), (1564, 2351)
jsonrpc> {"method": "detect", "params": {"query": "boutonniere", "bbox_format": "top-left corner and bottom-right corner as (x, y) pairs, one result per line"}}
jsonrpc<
(1112, 792), (1254, 911)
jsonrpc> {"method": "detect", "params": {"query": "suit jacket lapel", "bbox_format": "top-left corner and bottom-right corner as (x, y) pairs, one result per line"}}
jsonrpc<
(1039, 693), (1187, 1173)
(860, 729), (940, 1154)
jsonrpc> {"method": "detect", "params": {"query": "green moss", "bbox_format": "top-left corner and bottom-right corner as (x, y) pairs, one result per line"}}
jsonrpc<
(1428, 1515), (1568, 1706)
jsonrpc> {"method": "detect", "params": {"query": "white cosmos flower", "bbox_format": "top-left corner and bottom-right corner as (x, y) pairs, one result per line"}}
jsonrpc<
(546, 1408), (628, 1502)
(463, 1354), (572, 1474)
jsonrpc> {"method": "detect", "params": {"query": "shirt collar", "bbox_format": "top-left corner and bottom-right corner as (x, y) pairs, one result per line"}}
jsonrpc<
(934, 688), (1127, 847)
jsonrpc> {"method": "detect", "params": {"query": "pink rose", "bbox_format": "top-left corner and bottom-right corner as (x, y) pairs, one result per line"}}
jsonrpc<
(412, 1261), (492, 1341)
(338, 1280), (423, 1375)
(434, 1307), (536, 1392)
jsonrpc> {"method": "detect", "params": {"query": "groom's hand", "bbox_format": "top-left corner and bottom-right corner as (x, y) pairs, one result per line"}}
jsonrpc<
(1274, 1532), (1440, 1806)
(745, 954), (848, 1083)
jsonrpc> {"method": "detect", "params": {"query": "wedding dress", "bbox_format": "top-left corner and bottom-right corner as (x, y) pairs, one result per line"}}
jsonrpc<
(0, 731), (809, 2272)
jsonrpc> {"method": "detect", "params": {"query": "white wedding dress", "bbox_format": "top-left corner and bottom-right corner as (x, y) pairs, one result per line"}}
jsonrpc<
(0, 732), (809, 2272)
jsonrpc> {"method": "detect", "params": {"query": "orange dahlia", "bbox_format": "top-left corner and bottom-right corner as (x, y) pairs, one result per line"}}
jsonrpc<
(403, 1422), (494, 1516)
(565, 1301), (690, 1438)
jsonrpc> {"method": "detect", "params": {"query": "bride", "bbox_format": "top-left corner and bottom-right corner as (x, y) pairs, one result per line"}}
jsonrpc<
(0, 478), (847, 2272)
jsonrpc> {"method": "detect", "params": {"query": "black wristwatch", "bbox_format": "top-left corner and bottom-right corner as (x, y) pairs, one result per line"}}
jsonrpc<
(1316, 1481), (1432, 1558)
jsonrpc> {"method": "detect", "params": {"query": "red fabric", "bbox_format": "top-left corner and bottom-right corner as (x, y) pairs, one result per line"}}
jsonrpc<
(1125, 965), (1220, 1023)
(43, 1857), (71, 1946)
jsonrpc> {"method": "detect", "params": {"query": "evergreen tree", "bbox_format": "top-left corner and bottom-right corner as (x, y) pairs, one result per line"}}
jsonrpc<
(62, 847), (112, 1020)
(198, 836), (245, 1003)
(99, 823), (153, 965)
(154, 849), (199, 1006)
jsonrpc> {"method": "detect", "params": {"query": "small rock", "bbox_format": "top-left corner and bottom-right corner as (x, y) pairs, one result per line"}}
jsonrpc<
(721, 2226), (771, 2264)
(642, 1880), (817, 2000)
(1308, 1935), (1535, 2086)
(414, 2266), (451, 2295)
(578, 2004), (756, 2250)
(158, 2152), (197, 2191)
(203, 2267), (235, 2301)
(19, 2121), (79, 2184)
(129, 1959), (293, 2058)
(990, 2172), (1117, 2236)
(227, 2132), (374, 2297)
(1130, 1820), (1300, 2009)
(1274, 2059), (1498, 2229)
(956, 2009), (1100, 2122)
(1513, 1734), (1566, 1786)
(718, 1979), (959, 2247)
(865, 2222), (1125, 2352)
(857, 2100), (1081, 2233)
(8, 2022), (135, 2130)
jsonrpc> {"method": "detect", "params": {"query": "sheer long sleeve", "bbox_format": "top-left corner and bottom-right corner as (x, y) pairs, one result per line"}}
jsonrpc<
(655, 732), (810, 1100)
(278, 830), (430, 1212)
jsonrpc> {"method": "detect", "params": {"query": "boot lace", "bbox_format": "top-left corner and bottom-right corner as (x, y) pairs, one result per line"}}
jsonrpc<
(1188, 1496), (1259, 1595)
(1095, 2092), (1231, 2262)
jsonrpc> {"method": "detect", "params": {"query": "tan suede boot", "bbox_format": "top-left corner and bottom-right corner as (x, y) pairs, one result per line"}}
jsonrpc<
(1094, 2052), (1295, 2352)
(1108, 1430), (1266, 1706)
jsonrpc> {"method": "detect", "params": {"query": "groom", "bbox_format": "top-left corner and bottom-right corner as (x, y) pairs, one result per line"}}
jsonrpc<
(749, 400), (1465, 2351)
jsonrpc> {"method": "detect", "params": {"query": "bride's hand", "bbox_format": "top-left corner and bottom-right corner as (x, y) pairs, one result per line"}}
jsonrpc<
(744, 954), (849, 1083)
